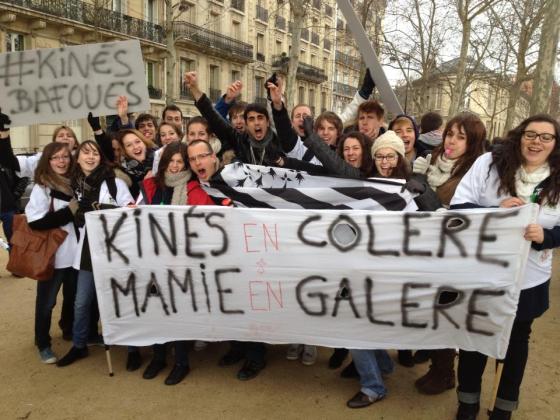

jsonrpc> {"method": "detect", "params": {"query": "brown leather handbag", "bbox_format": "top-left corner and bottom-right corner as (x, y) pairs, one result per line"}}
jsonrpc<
(7, 214), (68, 281)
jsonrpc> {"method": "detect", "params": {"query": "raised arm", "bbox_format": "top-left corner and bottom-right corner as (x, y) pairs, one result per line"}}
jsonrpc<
(268, 78), (300, 153)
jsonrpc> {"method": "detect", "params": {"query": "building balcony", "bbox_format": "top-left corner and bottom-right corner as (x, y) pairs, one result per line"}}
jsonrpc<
(336, 51), (361, 70)
(148, 85), (163, 100)
(174, 21), (253, 64)
(272, 55), (328, 84)
(256, 4), (268, 22)
(275, 15), (286, 31)
(1, 0), (164, 44)
(231, 0), (244, 12)
(209, 88), (222, 103)
(333, 81), (356, 98)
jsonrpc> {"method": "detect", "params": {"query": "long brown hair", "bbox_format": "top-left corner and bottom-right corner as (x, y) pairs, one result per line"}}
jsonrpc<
(431, 112), (486, 180)
(337, 131), (373, 177)
(155, 142), (189, 188)
(116, 128), (156, 152)
(34, 143), (73, 194)
(372, 154), (411, 179)
(490, 114), (560, 205)
(52, 126), (79, 150)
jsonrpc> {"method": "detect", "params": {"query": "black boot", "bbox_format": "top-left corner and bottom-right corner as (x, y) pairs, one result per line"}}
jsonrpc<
(455, 402), (479, 420)
(398, 350), (414, 367)
(489, 407), (512, 420)
(56, 346), (89, 367)
(126, 350), (142, 371)
(328, 348), (348, 369)
(164, 364), (190, 385)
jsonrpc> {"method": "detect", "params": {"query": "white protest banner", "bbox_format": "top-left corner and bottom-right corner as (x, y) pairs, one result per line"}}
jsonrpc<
(87, 204), (536, 359)
(0, 40), (150, 127)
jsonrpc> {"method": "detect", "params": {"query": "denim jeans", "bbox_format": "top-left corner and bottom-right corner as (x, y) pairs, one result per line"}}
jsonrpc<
(35, 267), (77, 351)
(351, 349), (394, 398)
(0, 210), (15, 243)
(72, 270), (96, 348)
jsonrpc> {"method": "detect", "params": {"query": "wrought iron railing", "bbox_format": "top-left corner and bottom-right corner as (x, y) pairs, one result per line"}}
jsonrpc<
(174, 21), (253, 61)
(254, 97), (268, 105)
(256, 52), (265, 62)
(271, 55), (328, 84)
(1, 0), (164, 44)
(180, 86), (194, 101)
(335, 51), (361, 69)
(148, 85), (163, 99)
(333, 81), (356, 97)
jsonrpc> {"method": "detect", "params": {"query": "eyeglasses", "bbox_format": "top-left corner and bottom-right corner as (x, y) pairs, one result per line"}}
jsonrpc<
(50, 155), (71, 162)
(374, 154), (397, 162)
(188, 152), (212, 163)
(522, 130), (556, 143)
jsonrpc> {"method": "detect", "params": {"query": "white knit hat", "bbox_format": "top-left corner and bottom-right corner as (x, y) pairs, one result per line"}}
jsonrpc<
(371, 130), (405, 158)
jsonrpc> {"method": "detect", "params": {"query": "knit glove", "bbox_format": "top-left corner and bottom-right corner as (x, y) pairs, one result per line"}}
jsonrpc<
(302, 116), (315, 139)
(67, 198), (79, 215)
(87, 112), (101, 132)
(412, 154), (431, 175)
(0, 109), (11, 131)
(358, 69), (376, 99)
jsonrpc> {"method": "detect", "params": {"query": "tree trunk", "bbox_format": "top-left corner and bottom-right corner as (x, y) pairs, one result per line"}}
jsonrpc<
(448, 17), (470, 116)
(286, 1), (306, 111)
(530, 0), (560, 115)
(165, 0), (176, 105)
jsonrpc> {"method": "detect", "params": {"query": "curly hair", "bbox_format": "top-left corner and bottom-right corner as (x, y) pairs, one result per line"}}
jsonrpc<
(336, 131), (373, 177)
(490, 114), (560, 205)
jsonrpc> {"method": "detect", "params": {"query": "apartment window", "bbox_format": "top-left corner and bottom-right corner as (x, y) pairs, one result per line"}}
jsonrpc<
(112, 0), (123, 12)
(180, 58), (196, 98)
(209, 12), (220, 33)
(184, 2), (195, 23)
(209, 65), (221, 102)
(256, 33), (265, 61)
(321, 91), (327, 112)
(309, 88), (315, 111)
(255, 76), (265, 101)
(145, 0), (157, 23)
(6, 33), (24, 52)
(146, 62), (155, 87)
(231, 69), (241, 83)
(300, 49), (306, 62)
(298, 86), (305, 104)
(276, 40), (283, 55)
(232, 21), (241, 39)
(323, 57), (328, 71)
(311, 54), (316, 67)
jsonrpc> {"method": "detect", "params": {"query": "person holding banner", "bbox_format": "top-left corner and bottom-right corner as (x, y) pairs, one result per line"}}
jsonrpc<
(25, 143), (79, 364)
(57, 141), (134, 367)
(405, 112), (487, 393)
(138, 142), (208, 385)
(450, 114), (560, 420)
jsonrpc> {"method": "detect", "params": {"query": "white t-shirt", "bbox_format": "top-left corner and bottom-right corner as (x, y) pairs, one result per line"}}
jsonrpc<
(451, 152), (560, 290)
(25, 185), (78, 269)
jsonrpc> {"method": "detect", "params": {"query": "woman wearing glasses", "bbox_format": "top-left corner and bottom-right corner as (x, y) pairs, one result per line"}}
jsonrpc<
(410, 112), (487, 395)
(450, 114), (560, 420)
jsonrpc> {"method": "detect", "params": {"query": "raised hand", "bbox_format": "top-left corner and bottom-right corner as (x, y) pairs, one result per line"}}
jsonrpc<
(225, 80), (243, 103)
(183, 71), (202, 101)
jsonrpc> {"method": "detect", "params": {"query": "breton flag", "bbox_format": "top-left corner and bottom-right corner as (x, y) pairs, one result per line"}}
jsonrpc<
(202, 162), (417, 211)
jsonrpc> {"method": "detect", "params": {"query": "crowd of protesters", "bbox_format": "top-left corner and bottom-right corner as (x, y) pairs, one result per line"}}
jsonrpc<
(0, 67), (558, 420)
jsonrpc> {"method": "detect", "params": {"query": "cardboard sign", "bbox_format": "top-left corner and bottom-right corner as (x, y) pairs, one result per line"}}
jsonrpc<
(0, 40), (150, 126)
(87, 204), (536, 359)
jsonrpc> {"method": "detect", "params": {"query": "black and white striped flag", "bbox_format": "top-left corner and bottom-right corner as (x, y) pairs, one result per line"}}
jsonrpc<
(202, 162), (417, 211)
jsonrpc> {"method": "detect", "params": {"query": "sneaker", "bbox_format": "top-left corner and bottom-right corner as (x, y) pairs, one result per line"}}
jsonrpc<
(193, 340), (208, 352)
(56, 346), (89, 367)
(286, 344), (303, 360)
(301, 345), (317, 366)
(346, 391), (384, 408)
(39, 347), (57, 364)
(87, 334), (104, 347)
